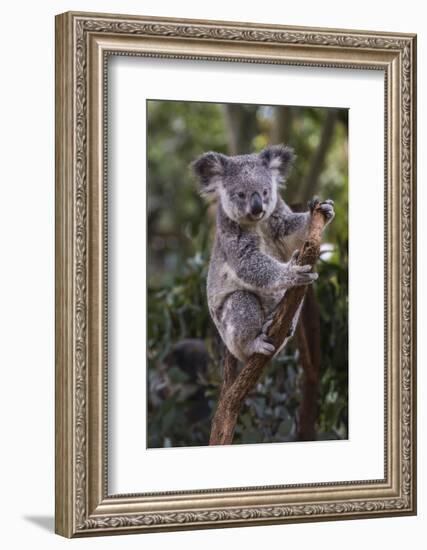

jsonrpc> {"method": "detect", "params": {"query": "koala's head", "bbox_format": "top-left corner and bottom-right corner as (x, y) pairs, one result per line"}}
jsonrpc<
(192, 145), (295, 225)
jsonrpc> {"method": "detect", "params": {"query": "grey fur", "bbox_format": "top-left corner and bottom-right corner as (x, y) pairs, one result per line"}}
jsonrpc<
(192, 145), (335, 363)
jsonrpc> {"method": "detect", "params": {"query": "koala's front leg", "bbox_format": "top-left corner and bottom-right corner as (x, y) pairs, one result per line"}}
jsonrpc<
(230, 241), (318, 294)
(270, 210), (311, 240)
(269, 197), (335, 243)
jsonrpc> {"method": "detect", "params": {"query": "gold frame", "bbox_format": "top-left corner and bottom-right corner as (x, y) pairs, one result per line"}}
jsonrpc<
(55, 11), (417, 538)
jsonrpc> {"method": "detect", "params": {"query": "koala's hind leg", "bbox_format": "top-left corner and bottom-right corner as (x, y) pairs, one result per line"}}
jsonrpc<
(219, 291), (275, 363)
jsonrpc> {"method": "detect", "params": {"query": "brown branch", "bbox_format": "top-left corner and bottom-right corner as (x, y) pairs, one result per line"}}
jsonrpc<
(209, 206), (327, 445)
(219, 347), (238, 402)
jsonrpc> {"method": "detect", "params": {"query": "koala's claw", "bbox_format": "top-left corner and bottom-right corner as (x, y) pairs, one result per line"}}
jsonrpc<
(295, 271), (318, 286)
(294, 264), (312, 273)
(283, 256), (317, 288)
(290, 249), (300, 263)
(252, 334), (275, 356)
(262, 317), (274, 335)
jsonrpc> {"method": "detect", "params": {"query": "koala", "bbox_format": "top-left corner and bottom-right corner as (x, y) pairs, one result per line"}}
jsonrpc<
(192, 145), (334, 363)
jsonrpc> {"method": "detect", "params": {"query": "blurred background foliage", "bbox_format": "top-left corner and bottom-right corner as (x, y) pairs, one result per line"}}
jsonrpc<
(147, 100), (348, 448)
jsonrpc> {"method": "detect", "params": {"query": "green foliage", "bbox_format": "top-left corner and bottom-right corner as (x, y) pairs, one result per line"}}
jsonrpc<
(147, 100), (348, 447)
(147, 100), (228, 287)
(315, 239), (349, 439)
(148, 225), (212, 360)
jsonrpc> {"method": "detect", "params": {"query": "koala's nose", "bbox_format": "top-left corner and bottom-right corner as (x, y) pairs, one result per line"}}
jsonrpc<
(250, 192), (263, 215)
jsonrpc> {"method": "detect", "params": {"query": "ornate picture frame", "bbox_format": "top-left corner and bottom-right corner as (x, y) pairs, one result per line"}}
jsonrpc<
(55, 11), (416, 537)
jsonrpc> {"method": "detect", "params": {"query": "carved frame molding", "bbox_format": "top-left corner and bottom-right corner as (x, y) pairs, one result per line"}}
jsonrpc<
(55, 11), (416, 537)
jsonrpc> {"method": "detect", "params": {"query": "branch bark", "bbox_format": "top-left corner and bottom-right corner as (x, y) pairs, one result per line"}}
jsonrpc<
(209, 206), (327, 445)
(218, 346), (238, 402)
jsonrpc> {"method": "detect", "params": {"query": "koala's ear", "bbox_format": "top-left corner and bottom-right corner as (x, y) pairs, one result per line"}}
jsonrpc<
(259, 144), (295, 180)
(191, 151), (228, 197)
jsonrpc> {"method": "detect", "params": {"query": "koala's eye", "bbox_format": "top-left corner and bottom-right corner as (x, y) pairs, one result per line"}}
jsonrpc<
(237, 192), (245, 199)
(263, 189), (268, 197)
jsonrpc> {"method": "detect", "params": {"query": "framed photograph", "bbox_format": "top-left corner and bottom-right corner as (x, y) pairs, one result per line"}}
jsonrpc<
(55, 11), (417, 537)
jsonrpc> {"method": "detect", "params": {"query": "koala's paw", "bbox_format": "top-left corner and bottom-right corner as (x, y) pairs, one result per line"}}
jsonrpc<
(251, 334), (276, 356)
(319, 199), (335, 222)
(286, 251), (318, 286)
(308, 197), (335, 222)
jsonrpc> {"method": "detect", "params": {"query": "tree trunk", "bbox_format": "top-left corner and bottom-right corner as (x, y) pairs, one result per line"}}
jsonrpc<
(271, 106), (293, 145)
(301, 110), (337, 203)
(296, 286), (321, 441)
(223, 104), (258, 155)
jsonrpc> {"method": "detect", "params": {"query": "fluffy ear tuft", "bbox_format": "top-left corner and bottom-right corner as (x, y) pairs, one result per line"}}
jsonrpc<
(259, 144), (295, 181)
(191, 152), (228, 197)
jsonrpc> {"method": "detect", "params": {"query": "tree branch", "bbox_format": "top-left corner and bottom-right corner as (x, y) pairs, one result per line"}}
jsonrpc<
(218, 346), (238, 402)
(209, 206), (327, 445)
